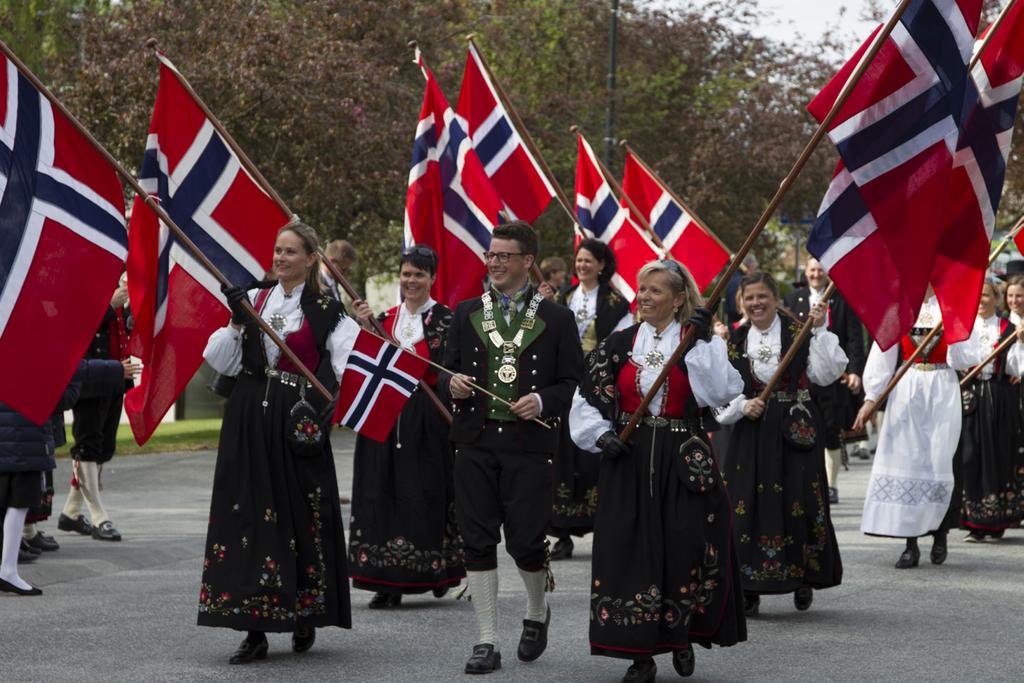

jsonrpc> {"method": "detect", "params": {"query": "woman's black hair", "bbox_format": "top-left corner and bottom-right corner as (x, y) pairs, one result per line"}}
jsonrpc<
(401, 244), (438, 275)
(575, 238), (617, 284)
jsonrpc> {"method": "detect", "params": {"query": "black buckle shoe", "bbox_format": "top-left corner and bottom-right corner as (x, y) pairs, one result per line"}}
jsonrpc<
(20, 539), (41, 556)
(58, 513), (93, 536)
(17, 547), (38, 563)
(622, 658), (656, 683)
(292, 625), (315, 653)
(0, 577), (42, 596)
(465, 644), (501, 674)
(517, 605), (550, 662)
(229, 633), (268, 665)
(368, 592), (402, 609)
(672, 647), (696, 677)
(895, 545), (920, 569)
(930, 535), (948, 565)
(743, 593), (760, 616)
(26, 531), (59, 552)
(549, 537), (574, 561)
(92, 521), (122, 542)
(794, 587), (814, 611)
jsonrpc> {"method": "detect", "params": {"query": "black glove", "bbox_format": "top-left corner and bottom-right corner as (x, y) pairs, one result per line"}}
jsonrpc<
(596, 430), (630, 459)
(686, 306), (713, 342)
(221, 283), (248, 324)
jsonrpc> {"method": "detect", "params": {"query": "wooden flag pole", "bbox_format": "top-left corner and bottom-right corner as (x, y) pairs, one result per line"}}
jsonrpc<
(146, 40), (453, 423)
(465, 34), (586, 239)
(0, 37), (331, 402)
(968, 0), (1018, 72)
(570, 125), (668, 254)
(960, 331), (1016, 386)
(618, 0), (915, 443)
(756, 282), (837, 402)
(864, 214), (1024, 416)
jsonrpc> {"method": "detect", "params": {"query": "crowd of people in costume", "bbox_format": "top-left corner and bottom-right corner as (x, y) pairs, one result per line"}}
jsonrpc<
(5, 219), (1024, 683)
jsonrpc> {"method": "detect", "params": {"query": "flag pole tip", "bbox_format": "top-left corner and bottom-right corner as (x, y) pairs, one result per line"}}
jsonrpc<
(144, 37), (160, 51)
(465, 33), (476, 42)
(407, 39), (418, 49)
(618, 139), (628, 148)
(569, 124), (579, 134)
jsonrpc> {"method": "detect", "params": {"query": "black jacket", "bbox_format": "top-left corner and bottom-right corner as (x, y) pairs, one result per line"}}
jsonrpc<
(0, 359), (124, 473)
(442, 293), (583, 453)
(783, 287), (866, 376)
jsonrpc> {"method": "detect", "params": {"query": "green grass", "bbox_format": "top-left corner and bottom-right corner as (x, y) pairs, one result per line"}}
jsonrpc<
(56, 418), (223, 457)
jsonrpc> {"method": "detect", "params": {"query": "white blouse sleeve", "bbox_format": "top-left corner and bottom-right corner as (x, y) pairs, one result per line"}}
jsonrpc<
(862, 342), (898, 402)
(714, 394), (748, 426)
(1007, 341), (1024, 377)
(569, 388), (612, 453)
(327, 315), (363, 380)
(947, 338), (984, 371)
(613, 312), (634, 332)
(806, 327), (849, 387)
(684, 337), (744, 408)
(203, 325), (244, 376)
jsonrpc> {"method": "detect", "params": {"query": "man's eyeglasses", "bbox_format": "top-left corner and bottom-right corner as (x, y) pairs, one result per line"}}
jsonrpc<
(483, 251), (524, 264)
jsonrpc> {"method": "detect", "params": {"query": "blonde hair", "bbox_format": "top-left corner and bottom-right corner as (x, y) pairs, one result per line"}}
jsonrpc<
(636, 259), (703, 321)
(278, 221), (324, 293)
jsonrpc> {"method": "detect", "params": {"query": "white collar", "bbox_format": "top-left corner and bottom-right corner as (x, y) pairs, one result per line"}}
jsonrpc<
(402, 297), (435, 317)
(750, 313), (781, 337)
(276, 281), (305, 299)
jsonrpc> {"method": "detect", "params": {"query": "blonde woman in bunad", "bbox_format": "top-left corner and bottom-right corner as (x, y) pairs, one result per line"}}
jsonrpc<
(549, 238), (632, 561)
(853, 288), (983, 569)
(199, 222), (359, 664)
(961, 279), (1024, 540)
(570, 259), (747, 683)
(1003, 273), (1024, 524)
(346, 245), (465, 607)
(716, 271), (846, 617)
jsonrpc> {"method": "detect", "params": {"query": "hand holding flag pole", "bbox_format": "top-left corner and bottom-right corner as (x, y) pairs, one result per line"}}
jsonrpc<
(0, 37), (332, 403)
(617, 0), (915, 443)
(860, 214), (1024, 421)
(756, 282), (837, 402)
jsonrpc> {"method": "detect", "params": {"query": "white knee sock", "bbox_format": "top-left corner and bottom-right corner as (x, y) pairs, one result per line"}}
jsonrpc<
(518, 568), (547, 623)
(77, 461), (109, 526)
(22, 522), (37, 541)
(467, 569), (499, 649)
(824, 449), (841, 488)
(1, 507), (31, 590)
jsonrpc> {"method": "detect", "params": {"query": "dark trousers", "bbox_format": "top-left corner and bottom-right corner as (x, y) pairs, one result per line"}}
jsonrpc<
(71, 387), (124, 464)
(453, 423), (552, 572)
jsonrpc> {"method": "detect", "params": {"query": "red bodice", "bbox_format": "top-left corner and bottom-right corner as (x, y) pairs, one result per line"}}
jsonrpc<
(255, 289), (321, 374)
(900, 330), (949, 364)
(616, 361), (692, 417)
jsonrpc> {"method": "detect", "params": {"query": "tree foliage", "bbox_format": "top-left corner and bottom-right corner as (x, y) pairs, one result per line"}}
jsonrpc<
(4, 0), (1022, 287)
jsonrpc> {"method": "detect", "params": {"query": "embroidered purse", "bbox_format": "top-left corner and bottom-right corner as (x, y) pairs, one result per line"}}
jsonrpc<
(678, 435), (718, 494)
(288, 382), (324, 458)
(781, 401), (817, 451)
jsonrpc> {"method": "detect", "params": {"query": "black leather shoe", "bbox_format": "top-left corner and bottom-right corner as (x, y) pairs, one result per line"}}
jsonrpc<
(433, 586), (450, 599)
(517, 605), (550, 662)
(895, 545), (920, 569)
(368, 592), (401, 609)
(794, 587), (814, 611)
(58, 514), (93, 536)
(828, 487), (839, 505)
(930, 535), (948, 565)
(292, 625), (315, 653)
(91, 521), (122, 542)
(18, 547), (38, 563)
(465, 644), (501, 674)
(622, 658), (656, 683)
(25, 531), (59, 552)
(743, 593), (760, 616)
(229, 633), (268, 665)
(0, 577), (42, 596)
(964, 530), (985, 543)
(672, 647), (696, 677)
(549, 537), (574, 561)
(20, 539), (41, 556)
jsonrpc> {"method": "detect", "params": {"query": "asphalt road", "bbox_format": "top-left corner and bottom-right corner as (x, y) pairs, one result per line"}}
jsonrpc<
(3, 432), (1022, 682)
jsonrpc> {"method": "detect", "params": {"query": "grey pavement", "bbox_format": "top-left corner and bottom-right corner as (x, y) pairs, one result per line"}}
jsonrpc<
(3, 433), (1023, 682)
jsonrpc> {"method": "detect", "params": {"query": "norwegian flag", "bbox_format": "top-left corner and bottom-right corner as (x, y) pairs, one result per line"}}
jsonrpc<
(455, 43), (554, 223)
(621, 150), (730, 290)
(125, 58), (288, 444)
(405, 49), (504, 309)
(574, 132), (660, 302)
(807, 0), (984, 350)
(334, 330), (429, 442)
(0, 52), (127, 424)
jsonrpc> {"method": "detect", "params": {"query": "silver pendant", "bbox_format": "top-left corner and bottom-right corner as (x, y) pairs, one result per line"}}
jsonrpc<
(576, 305), (589, 323)
(269, 314), (286, 333)
(755, 343), (774, 364)
(644, 349), (665, 368)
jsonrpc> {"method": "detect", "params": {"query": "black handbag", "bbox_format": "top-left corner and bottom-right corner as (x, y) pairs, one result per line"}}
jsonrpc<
(206, 372), (237, 399)
(781, 401), (817, 451)
(679, 435), (718, 494)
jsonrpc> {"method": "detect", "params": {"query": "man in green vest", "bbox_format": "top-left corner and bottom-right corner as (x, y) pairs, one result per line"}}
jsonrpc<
(444, 221), (583, 675)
